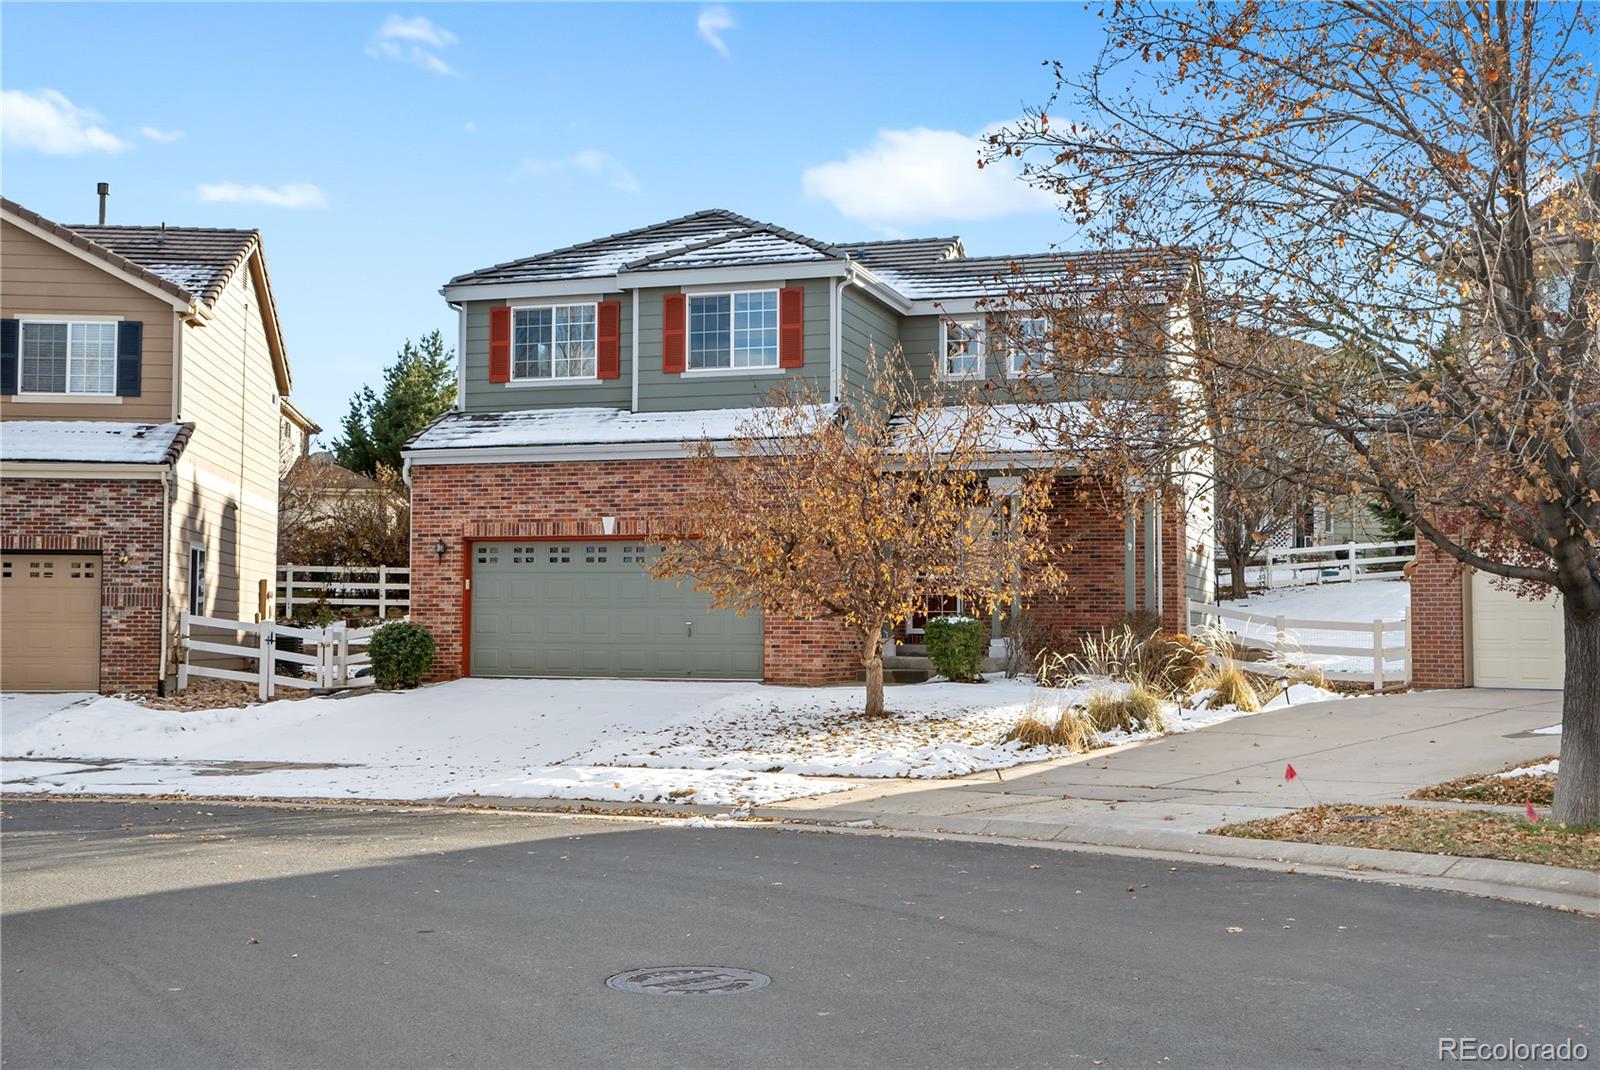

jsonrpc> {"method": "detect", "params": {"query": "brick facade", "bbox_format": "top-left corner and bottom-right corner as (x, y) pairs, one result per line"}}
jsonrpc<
(409, 458), (862, 685)
(1025, 477), (1189, 647)
(1409, 535), (1468, 688)
(1, 476), (167, 692)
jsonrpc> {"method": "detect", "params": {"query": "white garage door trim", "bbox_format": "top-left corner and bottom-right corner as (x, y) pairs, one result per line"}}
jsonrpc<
(1470, 570), (1564, 690)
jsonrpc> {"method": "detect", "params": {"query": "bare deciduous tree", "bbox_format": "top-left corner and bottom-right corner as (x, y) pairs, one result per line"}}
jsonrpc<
(651, 348), (1062, 717)
(985, 2), (1599, 822)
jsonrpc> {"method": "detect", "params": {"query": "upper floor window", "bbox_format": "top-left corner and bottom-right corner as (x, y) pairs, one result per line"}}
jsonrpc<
(943, 317), (985, 380)
(688, 289), (778, 371)
(513, 304), (596, 380)
(19, 320), (117, 395)
(1007, 316), (1053, 377)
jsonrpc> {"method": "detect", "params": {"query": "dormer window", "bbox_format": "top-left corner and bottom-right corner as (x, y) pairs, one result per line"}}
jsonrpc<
(688, 289), (779, 371)
(512, 304), (597, 380)
(19, 320), (117, 395)
(942, 317), (985, 380)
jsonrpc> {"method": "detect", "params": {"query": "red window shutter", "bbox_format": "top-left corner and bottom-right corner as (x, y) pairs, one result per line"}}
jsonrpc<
(779, 287), (805, 368)
(662, 293), (686, 374)
(597, 301), (621, 379)
(488, 306), (511, 383)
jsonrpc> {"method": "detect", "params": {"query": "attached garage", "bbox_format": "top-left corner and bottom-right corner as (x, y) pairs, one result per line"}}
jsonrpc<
(469, 540), (763, 679)
(0, 552), (102, 691)
(1470, 570), (1565, 689)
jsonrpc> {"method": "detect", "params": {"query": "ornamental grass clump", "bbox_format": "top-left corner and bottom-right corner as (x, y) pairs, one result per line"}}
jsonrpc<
(1084, 684), (1168, 735)
(1196, 663), (1264, 712)
(1004, 705), (1101, 752)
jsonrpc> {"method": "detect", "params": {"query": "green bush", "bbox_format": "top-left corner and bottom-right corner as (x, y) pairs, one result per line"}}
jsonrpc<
(369, 621), (435, 690)
(924, 615), (987, 682)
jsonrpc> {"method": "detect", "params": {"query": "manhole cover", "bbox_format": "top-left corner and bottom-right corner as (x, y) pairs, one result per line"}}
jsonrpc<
(606, 966), (770, 996)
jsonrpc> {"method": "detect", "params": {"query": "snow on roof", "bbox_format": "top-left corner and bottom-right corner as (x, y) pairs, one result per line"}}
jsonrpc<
(0, 420), (194, 464)
(626, 230), (835, 271)
(406, 405), (842, 452)
(891, 402), (1094, 456)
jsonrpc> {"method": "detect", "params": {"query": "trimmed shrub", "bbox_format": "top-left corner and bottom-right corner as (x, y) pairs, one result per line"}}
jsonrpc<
(369, 621), (435, 690)
(924, 615), (987, 682)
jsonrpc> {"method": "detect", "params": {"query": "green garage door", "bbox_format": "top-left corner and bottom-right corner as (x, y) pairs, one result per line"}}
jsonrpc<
(470, 541), (763, 679)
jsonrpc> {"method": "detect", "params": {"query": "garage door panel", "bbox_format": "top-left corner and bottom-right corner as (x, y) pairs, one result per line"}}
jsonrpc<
(1472, 571), (1564, 689)
(1, 553), (102, 692)
(471, 541), (762, 679)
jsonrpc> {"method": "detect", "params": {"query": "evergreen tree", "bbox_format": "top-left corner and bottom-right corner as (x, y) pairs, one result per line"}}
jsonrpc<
(1366, 497), (1415, 542)
(333, 331), (455, 476)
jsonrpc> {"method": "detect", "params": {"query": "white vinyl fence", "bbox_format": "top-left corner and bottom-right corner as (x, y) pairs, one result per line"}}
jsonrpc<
(178, 612), (378, 700)
(277, 564), (410, 619)
(1218, 539), (1415, 590)
(1187, 599), (1410, 687)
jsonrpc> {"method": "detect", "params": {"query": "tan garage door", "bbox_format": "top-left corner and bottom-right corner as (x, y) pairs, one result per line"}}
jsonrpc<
(1471, 570), (1564, 689)
(0, 553), (102, 691)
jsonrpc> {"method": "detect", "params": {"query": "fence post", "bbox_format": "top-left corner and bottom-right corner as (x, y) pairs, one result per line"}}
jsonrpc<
(284, 570), (295, 619)
(258, 621), (275, 702)
(177, 612), (191, 691)
(1265, 547), (1276, 589)
(1402, 610), (1412, 684)
(378, 566), (389, 619)
(1371, 620), (1385, 690)
(1344, 541), (1357, 582)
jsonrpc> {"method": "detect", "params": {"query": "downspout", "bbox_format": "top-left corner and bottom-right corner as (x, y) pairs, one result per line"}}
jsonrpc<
(158, 465), (173, 692)
(449, 301), (465, 410)
(833, 266), (864, 404)
(631, 287), (641, 412)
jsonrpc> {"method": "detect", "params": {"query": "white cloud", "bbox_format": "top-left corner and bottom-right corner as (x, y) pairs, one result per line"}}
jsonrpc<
(803, 122), (1057, 229)
(140, 126), (186, 143)
(697, 5), (734, 60)
(196, 182), (328, 209)
(1, 89), (129, 155)
(520, 150), (641, 195)
(366, 15), (460, 76)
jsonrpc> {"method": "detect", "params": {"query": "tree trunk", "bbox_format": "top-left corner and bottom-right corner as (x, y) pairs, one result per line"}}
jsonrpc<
(1221, 531), (1250, 600)
(1552, 601), (1600, 827)
(861, 629), (886, 718)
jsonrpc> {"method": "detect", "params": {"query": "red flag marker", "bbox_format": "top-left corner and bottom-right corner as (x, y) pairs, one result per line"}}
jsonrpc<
(1284, 764), (1298, 781)
(1526, 803), (1540, 823)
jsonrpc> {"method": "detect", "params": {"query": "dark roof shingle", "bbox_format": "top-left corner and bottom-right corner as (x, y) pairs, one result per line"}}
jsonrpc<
(67, 224), (258, 308)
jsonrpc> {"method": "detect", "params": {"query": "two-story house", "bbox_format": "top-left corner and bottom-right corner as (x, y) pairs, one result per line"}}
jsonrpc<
(404, 209), (1214, 684)
(0, 198), (298, 693)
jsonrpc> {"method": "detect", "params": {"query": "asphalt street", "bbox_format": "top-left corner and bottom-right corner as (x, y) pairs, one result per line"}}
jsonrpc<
(2, 799), (1594, 1069)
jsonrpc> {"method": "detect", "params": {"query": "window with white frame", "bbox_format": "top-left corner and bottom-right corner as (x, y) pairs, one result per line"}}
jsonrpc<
(688, 289), (779, 371)
(1007, 316), (1053, 377)
(512, 304), (597, 380)
(943, 317), (985, 379)
(188, 545), (207, 617)
(19, 320), (118, 395)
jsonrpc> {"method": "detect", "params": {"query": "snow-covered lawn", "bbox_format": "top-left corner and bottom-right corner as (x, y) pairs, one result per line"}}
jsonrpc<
(1, 674), (1343, 807)
(1219, 578), (1409, 677)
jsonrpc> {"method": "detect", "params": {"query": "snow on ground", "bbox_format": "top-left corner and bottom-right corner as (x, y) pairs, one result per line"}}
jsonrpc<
(1495, 759), (1559, 779)
(1219, 578), (1410, 676)
(2, 674), (1347, 807)
(1534, 724), (1563, 736)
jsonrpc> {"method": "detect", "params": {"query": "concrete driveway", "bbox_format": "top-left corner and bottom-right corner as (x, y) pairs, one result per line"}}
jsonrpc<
(764, 688), (1564, 842)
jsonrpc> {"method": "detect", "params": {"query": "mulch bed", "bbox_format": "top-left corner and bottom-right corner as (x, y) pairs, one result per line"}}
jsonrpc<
(118, 678), (314, 712)
(1213, 804), (1599, 871)
(1410, 756), (1558, 807)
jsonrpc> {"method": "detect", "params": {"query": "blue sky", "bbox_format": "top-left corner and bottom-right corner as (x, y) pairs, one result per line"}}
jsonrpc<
(2, 2), (1105, 437)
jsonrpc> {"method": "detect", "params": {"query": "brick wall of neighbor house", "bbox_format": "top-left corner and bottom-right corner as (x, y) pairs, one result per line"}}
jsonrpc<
(408, 458), (860, 685)
(1409, 535), (1467, 688)
(0, 477), (167, 692)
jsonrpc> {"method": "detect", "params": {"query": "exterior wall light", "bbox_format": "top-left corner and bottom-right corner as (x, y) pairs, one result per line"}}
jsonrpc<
(434, 538), (449, 559)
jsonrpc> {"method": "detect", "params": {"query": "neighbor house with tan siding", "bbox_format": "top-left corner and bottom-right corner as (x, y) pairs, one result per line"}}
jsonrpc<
(0, 197), (302, 693)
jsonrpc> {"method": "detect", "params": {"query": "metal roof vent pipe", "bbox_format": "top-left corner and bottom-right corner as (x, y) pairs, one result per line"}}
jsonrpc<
(96, 182), (109, 224)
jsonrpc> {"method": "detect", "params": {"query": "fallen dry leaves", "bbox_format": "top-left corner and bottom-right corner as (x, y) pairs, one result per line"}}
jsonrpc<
(1409, 757), (1558, 807)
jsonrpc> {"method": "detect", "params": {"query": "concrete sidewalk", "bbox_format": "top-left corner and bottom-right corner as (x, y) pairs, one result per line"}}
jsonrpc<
(756, 688), (1598, 909)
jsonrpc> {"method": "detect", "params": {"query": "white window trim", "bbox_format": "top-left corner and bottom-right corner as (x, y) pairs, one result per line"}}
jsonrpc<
(685, 288), (781, 374)
(1007, 316), (1055, 379)
(16, 318), (120, 398)
(187, 543), (208, 618)
(507, 301), (600, 384)
(939, 315), (986, 382)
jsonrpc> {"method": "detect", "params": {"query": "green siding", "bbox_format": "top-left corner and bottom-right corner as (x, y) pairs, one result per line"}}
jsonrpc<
(635, 277), (832, 412)
(839, 289), (900, 405)
(462, 296), (632, 411)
